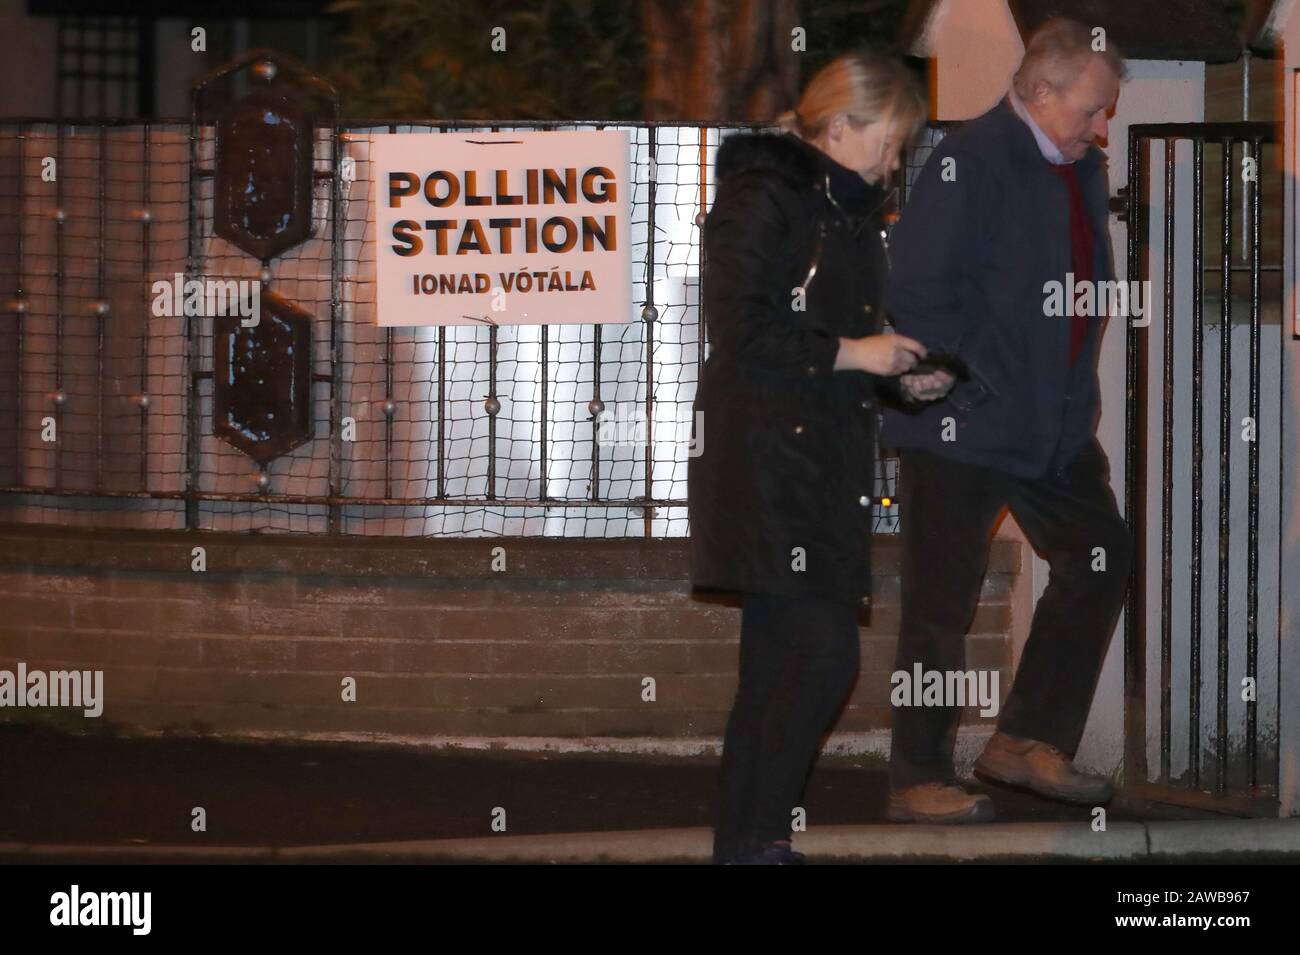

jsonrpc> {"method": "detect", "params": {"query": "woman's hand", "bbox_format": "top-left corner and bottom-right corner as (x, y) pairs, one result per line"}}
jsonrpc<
(836, 334), (927, 376)
(900, 369), (956, 402)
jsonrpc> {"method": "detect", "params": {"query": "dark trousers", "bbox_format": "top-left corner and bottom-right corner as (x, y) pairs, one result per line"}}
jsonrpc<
(712, 591), (860, 862)
(889, 438), (1133, 790)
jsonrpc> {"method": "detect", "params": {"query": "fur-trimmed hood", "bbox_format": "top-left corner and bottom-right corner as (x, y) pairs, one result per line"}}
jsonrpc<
(714, 131), (886, 216)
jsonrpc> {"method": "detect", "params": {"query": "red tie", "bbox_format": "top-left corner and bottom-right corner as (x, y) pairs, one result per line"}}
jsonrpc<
(1046, 162), (1094, 366)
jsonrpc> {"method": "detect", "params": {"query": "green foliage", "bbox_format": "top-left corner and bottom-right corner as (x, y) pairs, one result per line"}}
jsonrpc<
(325, 0), (646, 120)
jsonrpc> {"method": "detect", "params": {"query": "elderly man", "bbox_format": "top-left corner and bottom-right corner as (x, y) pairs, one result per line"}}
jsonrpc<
(881, 17), (1135, 823)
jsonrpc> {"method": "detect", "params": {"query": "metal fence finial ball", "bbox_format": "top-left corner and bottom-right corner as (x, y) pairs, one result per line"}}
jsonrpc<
(137, 394), (150, 409)
(382, 400), (396, 416)
(256, 472), (270, 488)
(259, 267), (272, 285)
(52, 391), (66, 406)
(641, 304), (658, 321)
(694, 212), (706, 227)
(588, 398), (605, 416)
(484, 397), (501, 416)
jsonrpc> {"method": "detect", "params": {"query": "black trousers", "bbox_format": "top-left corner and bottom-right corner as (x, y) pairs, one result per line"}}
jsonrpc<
(712, 591), (860, 862)
(889, 438), (1133, 790)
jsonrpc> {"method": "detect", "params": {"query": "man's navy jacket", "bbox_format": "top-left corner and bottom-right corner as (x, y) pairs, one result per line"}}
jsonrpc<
(880, 96), (1117, 479)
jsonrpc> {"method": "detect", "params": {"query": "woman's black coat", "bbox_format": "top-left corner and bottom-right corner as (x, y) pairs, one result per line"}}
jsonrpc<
(688, 131), (899, 608)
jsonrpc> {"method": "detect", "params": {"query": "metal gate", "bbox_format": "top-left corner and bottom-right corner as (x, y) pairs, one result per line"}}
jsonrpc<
(0, 49), (909, 540)
(1122, 120), (1282, 814)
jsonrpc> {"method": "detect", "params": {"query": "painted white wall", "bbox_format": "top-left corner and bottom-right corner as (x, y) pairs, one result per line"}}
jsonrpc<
(1137, 145), (1284, 795)
(1073, 61), (1209, 776)
(1274, 0), (1300, 817)
(924, 0), (1025, 120)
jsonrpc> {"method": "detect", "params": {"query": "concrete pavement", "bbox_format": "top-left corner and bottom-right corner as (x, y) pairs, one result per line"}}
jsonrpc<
(4, 818), (1300, 864)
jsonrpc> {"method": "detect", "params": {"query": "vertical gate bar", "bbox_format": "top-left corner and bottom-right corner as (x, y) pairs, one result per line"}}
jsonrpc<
(1276, 80), (1296, 817)
(643, 126), (657, 538)
(488, 324), (497, 500)
(697, 125), (708, 384)
(54, 123), (64, 491)
(695, 125), (709, 541)
(434, 125), (446, 503)
(377, 307), (392, 505)
(1124, 129), (1149, 785)
(14, 124), (25, 488)
(1216, 137), (1234, 794)
(1160, 139), (1176, 782)
(96, 124), (106, 492)
(139, 124), (152, 490)
(540, 323), (549, 504)
(590, 323), (602, 502)
(585, 124), (606, 514)
(385, 124), (397, 503)
(1241, 53), (1251, 264)
(1247, 135), (1262, 787)
(488, 127), (499, 510)
(488, 125), (500, 510)
(436, 325), (445, 499)
(184, 101), (200, 528)
(329, 121), (344, 534)
(1191, 136), (1204, 787)
(589, 125), (607, 503)
(696, 124), (709, 543)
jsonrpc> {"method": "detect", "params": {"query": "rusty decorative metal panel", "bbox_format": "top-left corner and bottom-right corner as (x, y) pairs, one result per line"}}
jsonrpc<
(212, 291), (313, 464)
(213, 85), (317, 260)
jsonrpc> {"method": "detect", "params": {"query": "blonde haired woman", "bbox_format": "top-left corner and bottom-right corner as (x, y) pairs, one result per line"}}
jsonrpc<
(689, 50), (952, 864)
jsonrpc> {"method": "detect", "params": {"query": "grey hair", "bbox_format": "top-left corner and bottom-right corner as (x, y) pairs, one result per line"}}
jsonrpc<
(1012, 17), (1127, 100)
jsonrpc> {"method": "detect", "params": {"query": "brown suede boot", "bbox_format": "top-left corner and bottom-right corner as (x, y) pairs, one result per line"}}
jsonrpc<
(886, 782), (995, 824)
(974, 732), (1114, 804)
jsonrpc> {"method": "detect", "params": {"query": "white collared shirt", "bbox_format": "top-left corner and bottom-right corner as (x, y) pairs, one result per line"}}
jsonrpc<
(1007, 88), (1071, 165)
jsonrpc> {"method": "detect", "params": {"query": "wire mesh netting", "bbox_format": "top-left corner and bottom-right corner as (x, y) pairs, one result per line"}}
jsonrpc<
(0, 119), (917, 537)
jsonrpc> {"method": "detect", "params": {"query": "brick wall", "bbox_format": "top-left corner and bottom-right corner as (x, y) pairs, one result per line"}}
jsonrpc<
(0, 523), (1020, 747)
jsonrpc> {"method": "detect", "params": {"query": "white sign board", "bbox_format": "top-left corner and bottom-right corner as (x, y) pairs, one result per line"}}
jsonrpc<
(370, 130), (633, 327)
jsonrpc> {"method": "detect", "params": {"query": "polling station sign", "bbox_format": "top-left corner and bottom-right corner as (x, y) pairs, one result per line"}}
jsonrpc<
(370, 130), (633, 327)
